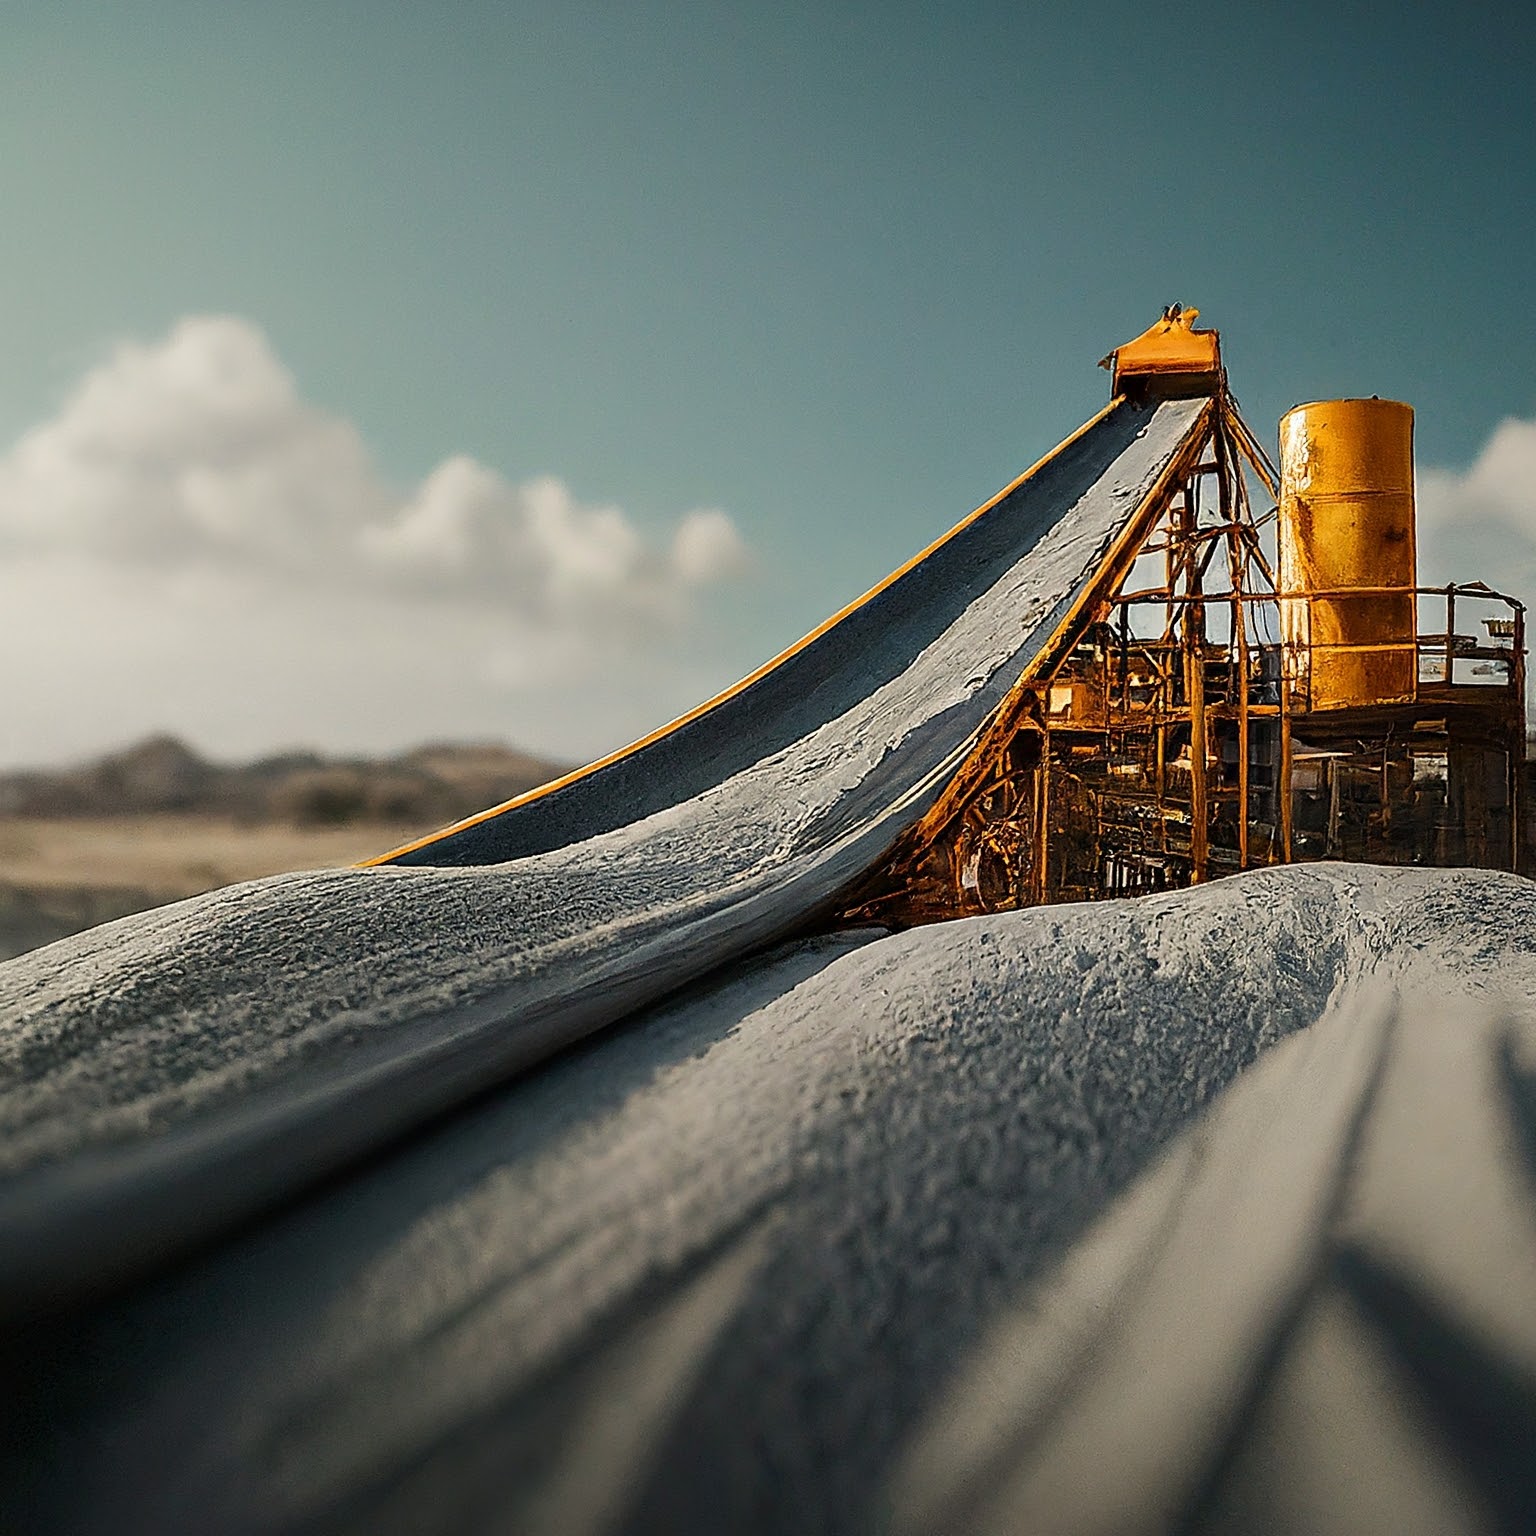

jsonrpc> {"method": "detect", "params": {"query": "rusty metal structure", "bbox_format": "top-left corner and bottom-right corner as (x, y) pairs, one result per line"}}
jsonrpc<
(841, 308), (1528, 924)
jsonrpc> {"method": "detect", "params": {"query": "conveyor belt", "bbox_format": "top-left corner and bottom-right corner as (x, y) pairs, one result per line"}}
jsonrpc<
(0, 393), (1209, 1313)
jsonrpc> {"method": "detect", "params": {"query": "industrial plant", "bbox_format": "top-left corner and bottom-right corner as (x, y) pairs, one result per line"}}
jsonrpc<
(843, 308), (1528, 923)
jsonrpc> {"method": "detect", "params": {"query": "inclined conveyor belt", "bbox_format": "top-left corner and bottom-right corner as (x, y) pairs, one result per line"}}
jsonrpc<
(0, 394), (1208, 1314)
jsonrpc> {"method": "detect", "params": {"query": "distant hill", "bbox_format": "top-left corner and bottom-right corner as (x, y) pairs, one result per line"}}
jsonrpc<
(0, 735), (571, 828)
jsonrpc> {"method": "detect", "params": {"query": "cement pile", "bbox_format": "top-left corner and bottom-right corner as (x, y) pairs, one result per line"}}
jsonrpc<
(5, 864), (1534, 1535)
(0, 398), (1204, 1304)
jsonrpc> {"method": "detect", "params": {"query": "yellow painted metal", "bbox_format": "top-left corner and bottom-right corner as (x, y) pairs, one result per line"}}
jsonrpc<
(1102, 305), (1221, 397)
(1278, 398), (1417, 711)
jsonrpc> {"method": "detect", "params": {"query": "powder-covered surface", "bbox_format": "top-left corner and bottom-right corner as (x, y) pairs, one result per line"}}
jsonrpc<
(5, 865), (1535, 1535)
(0, 398), (1205, 1304)
(891, 970), (1536, 1535)
(383, 398), (1184, 868)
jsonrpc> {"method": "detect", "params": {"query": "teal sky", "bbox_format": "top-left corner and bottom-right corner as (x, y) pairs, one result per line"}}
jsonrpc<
(2, 2), (1534, 763)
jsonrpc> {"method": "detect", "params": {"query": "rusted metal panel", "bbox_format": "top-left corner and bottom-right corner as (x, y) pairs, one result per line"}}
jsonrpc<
(1279, 399), (1418, 710)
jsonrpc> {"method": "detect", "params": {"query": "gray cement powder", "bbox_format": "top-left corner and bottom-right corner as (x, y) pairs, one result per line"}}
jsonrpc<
(6, 864), (1535, 1534)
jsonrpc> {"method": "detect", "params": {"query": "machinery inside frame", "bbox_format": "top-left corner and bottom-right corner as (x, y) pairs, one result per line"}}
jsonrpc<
(844, 308), (1529, 925)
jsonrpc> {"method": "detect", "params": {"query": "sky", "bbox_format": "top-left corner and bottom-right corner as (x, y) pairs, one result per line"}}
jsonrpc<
(2, 1), (1534, 768)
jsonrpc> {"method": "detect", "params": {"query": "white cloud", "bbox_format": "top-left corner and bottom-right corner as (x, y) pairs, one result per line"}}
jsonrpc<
(0, 316), (754, 766)
(671, 507), (748, 585)
(1421, 416), (1536, 537)
(361, 462), (746, 626)
(0, 317), (385, 571)
(0, 315), (745, 624)
(1417, 413), (1536, 612)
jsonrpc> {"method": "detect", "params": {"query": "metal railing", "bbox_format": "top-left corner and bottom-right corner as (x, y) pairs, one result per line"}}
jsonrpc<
(1107, 582), (1526, 702)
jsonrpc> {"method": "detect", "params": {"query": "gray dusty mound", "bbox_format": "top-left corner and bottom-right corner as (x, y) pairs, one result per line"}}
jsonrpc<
(0, 399), (1204, 1306)
(5, 864), (1535, 1535)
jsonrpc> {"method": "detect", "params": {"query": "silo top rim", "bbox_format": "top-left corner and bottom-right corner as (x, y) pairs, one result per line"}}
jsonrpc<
(1282, 398), (1414, 418)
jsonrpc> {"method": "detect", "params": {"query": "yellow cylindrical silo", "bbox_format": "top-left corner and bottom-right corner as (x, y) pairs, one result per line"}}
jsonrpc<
(1278, 398), (1418, 710)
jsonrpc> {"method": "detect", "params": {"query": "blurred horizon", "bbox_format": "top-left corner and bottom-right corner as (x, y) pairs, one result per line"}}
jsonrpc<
(0, 731), (573, 959)
(0, 721), (565, 780)
(0, 725), (568, 779)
